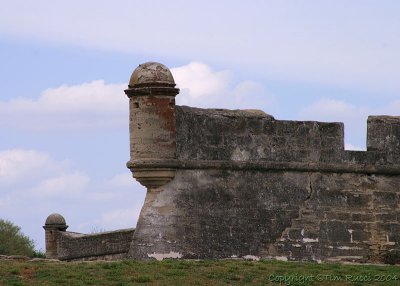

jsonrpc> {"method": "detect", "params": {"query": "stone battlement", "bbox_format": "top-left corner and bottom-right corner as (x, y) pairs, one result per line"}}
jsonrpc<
(176, 106), (400, 166)
(129, 106), (400, 175)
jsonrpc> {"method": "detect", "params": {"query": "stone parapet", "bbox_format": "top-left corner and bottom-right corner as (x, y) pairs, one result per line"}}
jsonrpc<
(57, 228), (134, 261)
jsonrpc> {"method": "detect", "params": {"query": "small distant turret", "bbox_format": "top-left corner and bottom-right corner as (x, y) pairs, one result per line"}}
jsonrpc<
(43, 213), (68, 259)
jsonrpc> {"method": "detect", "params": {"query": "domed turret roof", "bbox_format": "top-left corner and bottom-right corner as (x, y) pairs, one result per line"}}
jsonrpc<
(129, 62), (175, 87)
(45, 213), (66, 226)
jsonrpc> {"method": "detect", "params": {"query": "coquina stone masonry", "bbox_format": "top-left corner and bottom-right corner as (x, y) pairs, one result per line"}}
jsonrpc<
(126, 62), (400, 263)
(44, 62), (400, 264)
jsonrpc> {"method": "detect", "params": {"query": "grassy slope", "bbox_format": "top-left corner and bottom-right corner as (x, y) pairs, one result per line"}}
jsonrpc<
(0, 259), (399, 286)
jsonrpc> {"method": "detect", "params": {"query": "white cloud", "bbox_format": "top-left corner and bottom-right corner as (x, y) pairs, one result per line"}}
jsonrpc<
(0, 148), (145, 251)
(95, 206), (143, 231)
(39, 80), (125, 114)
(173, 62), (273, 109)
(1, 62), (272, 132)
(299, 99), (370, 127)
(0, 149), (68, 186)
(0, 80), (127, 131)
(88, 172), (144, 202)
(107, 172), (134, 188)
(0, 1), (399, 93)
(30, 172), (89, 197)
(0, 149), (87, 200)
(172, 62), (231, 99)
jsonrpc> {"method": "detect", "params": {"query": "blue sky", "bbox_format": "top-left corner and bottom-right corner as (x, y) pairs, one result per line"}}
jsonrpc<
(1, 0), (399, 251)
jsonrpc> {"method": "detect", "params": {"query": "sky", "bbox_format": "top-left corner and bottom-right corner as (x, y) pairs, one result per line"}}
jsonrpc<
(0, 0), (399, 251)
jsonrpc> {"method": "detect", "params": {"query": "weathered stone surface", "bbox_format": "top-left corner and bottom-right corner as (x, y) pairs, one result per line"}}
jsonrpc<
(45, 62), (400, 264)
(125, 62), (179, 188)
(57, 229), (134, 261)
(129, 170), (309, 259)
(368, 116), (400, 152)
(43, 213), (68, 259)
(128, 104), (400, 263)
(176, 106), (344, 163)
(128, 62), (175, 87)
(45, 213), (67, 226)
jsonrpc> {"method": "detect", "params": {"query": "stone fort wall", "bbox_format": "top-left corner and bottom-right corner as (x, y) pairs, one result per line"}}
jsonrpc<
(44, 62), (400, 264)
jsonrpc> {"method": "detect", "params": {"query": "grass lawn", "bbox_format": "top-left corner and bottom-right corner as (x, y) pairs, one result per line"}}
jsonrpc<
(0, 259), (399, 285)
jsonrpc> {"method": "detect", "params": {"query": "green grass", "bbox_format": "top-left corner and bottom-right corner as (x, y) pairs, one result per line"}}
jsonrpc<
(0, 259), (399, 285)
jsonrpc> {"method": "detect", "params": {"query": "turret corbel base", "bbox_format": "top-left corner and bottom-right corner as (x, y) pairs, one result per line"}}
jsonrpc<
(129, 167), (176, 189)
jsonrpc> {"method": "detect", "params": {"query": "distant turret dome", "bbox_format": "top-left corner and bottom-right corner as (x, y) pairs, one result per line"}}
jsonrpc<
(45, 213), (66, 226)
(129, 62), (175, 87)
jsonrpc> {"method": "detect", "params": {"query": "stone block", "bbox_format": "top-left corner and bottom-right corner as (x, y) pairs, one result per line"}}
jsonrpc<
(367, 116), (400, 154)
(319, 221), (351, 243)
